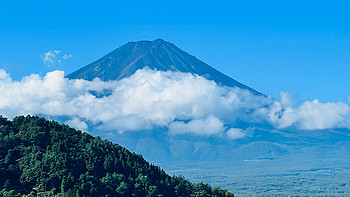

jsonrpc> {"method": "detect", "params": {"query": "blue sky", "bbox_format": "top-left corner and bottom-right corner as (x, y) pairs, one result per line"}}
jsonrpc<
(1, 0), (350, 102)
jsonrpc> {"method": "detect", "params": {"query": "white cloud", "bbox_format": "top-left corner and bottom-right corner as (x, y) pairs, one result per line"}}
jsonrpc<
(168, 115), (226, 136)
(0, 68), (349, 138)
(65, 117), (88, 132)
(42, 51), (57, 67)
(226, 128), (248, 139)
(274, 99), (350, 130)
(42, 50), (72, 67)
(98, 115), (153, 133)
(0, 69), (10, 81)
(62, 54), (72, 60)
(54, 50), (61, 54)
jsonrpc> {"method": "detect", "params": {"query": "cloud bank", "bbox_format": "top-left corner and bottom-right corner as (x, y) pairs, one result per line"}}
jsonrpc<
(0, 68), (349, 138)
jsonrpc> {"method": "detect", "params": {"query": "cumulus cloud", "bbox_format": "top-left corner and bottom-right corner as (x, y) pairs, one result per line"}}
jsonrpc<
(0, 68), (349, 139)
(169, 116), (226, 136)
(42, 50), (72, 67)
(65, 117), (88, 132)
(98, 115), (153, 133)
(270, 99), (350, 130)
(226, 128), (248, 139)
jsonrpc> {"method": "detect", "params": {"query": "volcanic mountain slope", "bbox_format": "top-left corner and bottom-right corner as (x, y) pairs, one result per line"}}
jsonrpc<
(67, 39), (261, 95)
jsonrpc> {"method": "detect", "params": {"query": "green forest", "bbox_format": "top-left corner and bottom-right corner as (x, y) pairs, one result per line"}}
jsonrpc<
(0, 115), (234, 197)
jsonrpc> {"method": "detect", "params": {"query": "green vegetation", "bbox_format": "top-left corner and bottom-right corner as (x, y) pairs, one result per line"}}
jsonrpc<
(0, 115), (234, 196)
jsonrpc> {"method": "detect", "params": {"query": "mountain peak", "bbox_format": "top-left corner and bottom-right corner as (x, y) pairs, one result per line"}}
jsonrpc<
(153, 38), (165, 43)
(67, 39), (261, 95)
(127, 38), (165, 45)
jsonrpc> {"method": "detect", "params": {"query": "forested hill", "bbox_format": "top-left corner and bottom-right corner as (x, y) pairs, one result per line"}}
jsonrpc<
(0, 115), (234, 197)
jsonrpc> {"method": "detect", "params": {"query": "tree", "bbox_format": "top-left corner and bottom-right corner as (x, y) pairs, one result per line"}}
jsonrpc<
(0, 115), (235, 197)
(3, 179), (11, 190)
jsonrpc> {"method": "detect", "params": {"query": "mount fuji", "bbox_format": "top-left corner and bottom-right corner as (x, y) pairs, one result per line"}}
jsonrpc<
(67, 39), (261, 95)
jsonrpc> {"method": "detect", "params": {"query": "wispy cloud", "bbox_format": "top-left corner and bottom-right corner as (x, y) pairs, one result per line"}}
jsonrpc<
(42, 50), (60, 67)
(0, 68), (349, 138)
(42, 50), (72, 67)
(62, 54), (72, 60)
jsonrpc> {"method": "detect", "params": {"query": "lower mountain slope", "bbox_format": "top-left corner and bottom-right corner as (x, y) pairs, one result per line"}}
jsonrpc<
(0, 115), (234, 197)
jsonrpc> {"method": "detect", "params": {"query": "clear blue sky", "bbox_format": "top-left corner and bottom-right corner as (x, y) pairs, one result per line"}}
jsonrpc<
(1, 0), (350, 102)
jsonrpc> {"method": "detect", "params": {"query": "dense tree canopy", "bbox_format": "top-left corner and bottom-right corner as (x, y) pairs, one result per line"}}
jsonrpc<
(0, 115), (234, 197)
